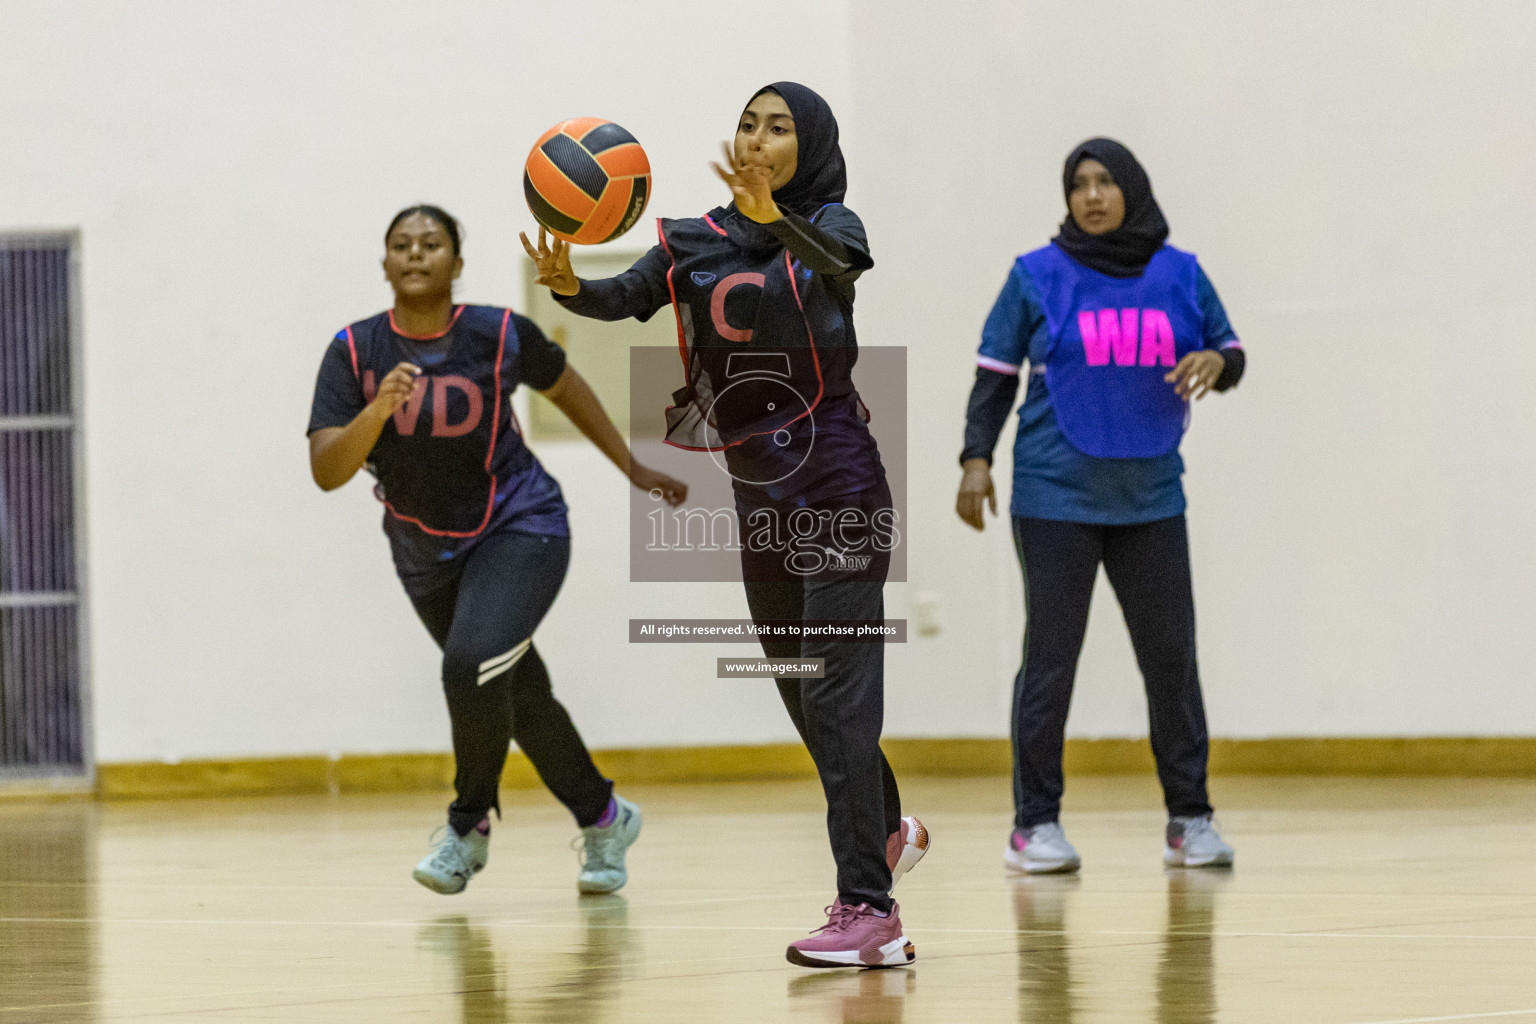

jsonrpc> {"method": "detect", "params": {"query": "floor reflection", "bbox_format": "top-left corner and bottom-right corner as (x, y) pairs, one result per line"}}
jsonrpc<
(787, 965), (915, 1023)
(1012, 870), (1224, 1022)
(1157, 871), (1226, 1024)
(1012, 874), (1078, 1022)
(0, 801), (97, 1024)
(417, 893), (633, 1024)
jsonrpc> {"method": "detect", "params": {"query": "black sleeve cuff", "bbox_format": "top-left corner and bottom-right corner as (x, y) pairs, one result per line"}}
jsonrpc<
(960, 367), (1021, 466)
(1213, 346), (1246, 392)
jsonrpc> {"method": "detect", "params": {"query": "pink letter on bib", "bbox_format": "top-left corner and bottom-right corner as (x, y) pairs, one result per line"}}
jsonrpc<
(1079, 309), (1140, 366)
(1078, 310), (1111, 365)
(1138, 309), (1176, 367)
(432, 375), (483, 438)
(711, 273), (766, 343)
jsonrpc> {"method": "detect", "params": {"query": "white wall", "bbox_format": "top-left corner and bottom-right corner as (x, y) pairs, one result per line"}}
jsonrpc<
(845, 1), (1536, 740)
(1, 1), (1532, 764)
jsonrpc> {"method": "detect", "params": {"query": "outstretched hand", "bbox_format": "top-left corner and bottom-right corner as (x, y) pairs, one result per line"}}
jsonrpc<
(711, 142), (781, 224)
(519, 226), (579, 297)
(1165, 350), (1226, 401)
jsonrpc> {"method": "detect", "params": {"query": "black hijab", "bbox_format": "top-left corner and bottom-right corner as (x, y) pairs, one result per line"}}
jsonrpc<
(1051, 138), (1168, 278)
(745, 82), (847, 217)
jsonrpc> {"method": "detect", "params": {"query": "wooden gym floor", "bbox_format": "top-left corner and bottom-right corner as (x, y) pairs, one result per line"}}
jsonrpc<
(3, 774), (1536, 1023)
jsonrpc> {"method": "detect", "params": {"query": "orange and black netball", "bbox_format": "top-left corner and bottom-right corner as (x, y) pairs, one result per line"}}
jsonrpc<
(523, 118), (651, 245)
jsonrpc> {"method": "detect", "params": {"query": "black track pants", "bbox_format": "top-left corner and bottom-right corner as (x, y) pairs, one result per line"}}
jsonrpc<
(410, 530), (612, 835)
(1010, 515), (1213, 829)
(740, 482), (901, 913)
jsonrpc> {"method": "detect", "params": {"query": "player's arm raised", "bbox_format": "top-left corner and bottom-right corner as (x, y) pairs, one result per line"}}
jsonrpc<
(520, 227), (579, 297)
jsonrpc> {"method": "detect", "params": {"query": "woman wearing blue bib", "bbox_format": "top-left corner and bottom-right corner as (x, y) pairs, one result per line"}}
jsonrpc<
(956, 139), (1245, 874)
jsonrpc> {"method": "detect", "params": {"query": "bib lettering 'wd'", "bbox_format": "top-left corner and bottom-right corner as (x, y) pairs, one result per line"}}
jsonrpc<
(343, 306), (535, 536)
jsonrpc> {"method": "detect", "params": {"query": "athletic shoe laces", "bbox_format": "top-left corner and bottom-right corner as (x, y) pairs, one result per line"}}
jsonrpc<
(812, 903), (864, 935)
(427, 826), (469, 871)
(573, 831), (617, 871)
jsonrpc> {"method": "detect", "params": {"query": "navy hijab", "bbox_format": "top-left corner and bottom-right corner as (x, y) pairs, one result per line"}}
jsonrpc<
(745, 82), (847, 218)
(1052, 138), (1169, 278)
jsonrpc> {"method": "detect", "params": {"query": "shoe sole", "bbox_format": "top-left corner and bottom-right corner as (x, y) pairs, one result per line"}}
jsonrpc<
(786, 936), (916, 969)
(888, 817), (929, 889)
(577, 804), (643, 894)
(412, 869), (466, 895)
(1004, 851), (1081, 875)
(412, 849), (486, 895)
(1164, 848), (1234, 869)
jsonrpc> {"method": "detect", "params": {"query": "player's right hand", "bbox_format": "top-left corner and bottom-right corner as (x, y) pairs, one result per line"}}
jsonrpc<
(520, 226), (579, 297)
(371, 362), (423, 415)
(955, 459), (997, 532)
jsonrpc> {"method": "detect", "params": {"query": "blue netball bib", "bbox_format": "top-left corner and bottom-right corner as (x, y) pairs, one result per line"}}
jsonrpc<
(1021, 244), (1203, 459)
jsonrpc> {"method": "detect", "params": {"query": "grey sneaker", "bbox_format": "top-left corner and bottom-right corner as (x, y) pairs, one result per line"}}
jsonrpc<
(576, 795), (642, 894)
(1165, 816), (1234, 868)
(412, 820), (490, 894)
(1004, 822), (1082, 874)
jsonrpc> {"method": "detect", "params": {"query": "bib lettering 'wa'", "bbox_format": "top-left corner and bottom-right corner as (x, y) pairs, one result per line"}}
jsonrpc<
(1022, 244), (1204, 459)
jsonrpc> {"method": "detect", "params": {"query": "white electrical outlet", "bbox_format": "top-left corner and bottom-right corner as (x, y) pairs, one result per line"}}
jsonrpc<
(913, 591), (942, 637)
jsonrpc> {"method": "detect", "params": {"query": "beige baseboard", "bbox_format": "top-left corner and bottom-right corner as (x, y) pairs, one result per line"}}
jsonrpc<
(65, 737), (1536, 802)
(0, 774), (94, 802)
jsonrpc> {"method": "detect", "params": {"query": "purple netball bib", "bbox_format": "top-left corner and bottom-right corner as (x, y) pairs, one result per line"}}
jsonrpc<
(1022, 244), (1203, 459)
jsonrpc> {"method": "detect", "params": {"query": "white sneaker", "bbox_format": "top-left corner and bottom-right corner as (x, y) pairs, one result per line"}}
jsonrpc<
(1165, 816), (1234, 868)
(412, 819), (490, 894)
(576, 795), (642, 894)
(1004, 822), (1082, 875)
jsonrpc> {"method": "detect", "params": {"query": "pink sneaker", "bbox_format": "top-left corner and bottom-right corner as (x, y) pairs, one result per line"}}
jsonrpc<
(885, 816), (930, 890)
(786, 901), (916, 968)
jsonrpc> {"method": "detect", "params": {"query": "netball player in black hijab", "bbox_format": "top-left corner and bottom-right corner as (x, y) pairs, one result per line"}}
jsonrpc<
(1050, 138), (1171, 277)
(957, 138), (1246, 876)
(524, 82), (927, 969)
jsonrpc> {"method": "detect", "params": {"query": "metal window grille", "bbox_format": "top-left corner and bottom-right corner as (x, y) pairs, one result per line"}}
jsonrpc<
(0, 232), (88, 780)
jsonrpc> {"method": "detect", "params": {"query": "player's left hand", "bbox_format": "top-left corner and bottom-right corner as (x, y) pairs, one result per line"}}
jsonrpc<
(520, 226), (579, 297)
(712, 142), (781, 224)
(1165, 350), (1226, 401)
(631, 465), (688, 506)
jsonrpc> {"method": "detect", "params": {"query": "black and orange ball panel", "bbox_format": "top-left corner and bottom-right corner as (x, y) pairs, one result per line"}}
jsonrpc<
(524, 118), (651, 245)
